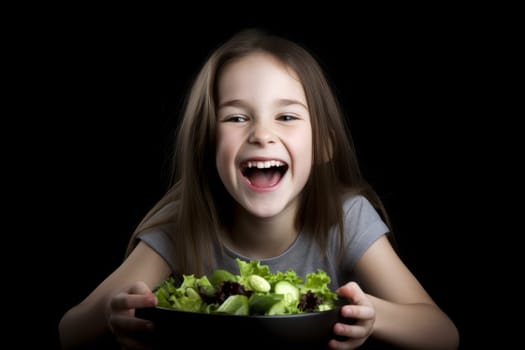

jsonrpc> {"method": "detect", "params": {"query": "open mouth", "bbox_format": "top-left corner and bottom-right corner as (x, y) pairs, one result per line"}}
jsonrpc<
(240, 160), (289, 188)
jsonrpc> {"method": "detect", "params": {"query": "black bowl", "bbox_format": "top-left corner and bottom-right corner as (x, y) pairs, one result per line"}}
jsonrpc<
(136, 304), (352, 349)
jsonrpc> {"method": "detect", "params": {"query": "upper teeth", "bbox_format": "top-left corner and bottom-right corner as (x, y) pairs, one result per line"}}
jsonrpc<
(245, 160), (285, 169)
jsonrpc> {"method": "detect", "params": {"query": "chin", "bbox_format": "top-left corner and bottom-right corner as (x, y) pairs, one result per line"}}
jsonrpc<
(246, 200), (294, 219)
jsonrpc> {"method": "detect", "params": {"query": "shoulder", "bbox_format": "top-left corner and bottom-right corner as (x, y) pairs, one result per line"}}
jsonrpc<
(341, 193), (379, 217)
(334, 193), (390, 270)
(138, 224), (178, 271)
(339, 193), (389, 241)
(118, 241), (172, 290)
(138, 223), (176, 249)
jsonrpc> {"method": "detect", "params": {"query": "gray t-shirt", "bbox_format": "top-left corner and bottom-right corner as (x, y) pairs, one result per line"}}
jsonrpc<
(139, 195), (388, 291)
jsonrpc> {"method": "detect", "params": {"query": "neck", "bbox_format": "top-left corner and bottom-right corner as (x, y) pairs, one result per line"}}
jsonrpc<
(224, 203), (299, 259)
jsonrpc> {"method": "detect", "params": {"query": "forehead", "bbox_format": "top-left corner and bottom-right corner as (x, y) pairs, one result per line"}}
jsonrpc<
(216, 53), (306, 104)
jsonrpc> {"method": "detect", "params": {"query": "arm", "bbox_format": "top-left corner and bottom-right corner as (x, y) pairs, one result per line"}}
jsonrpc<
(335, 235), (459, 349)
(58, 241), (171, 349)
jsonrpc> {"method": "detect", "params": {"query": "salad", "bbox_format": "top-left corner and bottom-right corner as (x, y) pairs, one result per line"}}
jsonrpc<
(153, 258), (338, 316)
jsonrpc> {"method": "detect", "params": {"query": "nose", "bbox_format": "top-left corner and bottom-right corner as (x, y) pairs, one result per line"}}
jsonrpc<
(248, 120), (276, 145)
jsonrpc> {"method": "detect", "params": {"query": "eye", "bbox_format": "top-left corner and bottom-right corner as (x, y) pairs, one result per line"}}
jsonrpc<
(278, 114), (299, 121)
(224, 115), (248, 123)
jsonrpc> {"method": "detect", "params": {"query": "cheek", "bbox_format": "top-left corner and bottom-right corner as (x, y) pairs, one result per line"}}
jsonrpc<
(215, 132), (237, 176)
(297, 128), (313, 158)
(291, 130), (313, 177)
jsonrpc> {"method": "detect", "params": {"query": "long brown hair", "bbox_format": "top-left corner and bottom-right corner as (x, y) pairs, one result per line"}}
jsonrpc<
(126, 28), (392, 275)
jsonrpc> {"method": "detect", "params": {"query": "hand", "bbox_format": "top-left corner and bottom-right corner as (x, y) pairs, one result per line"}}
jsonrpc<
(329, 281), (375, 349)
(106, 281), (157, 350)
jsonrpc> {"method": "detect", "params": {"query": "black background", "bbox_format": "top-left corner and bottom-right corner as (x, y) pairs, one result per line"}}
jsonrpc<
(21, 9), (492, 349)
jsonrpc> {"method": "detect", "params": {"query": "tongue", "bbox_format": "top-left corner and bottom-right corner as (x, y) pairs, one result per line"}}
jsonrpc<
(248, 169), (282, 188)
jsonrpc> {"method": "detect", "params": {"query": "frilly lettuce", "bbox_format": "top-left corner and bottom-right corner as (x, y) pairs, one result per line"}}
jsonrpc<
(153, 258), (338, 315)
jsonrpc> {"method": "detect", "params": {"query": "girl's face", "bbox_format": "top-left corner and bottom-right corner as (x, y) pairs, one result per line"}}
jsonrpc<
(215, 53), (312, 219)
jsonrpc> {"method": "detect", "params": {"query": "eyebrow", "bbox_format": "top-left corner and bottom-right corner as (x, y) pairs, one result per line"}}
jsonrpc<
(217, 98), (308, 110)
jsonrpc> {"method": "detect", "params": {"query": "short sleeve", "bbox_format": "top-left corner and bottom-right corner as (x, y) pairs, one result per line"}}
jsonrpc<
(341, 195), (390, 269)
(138, 227), (178, 273)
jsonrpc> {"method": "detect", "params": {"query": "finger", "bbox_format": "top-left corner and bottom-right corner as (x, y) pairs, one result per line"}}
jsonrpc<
(128, 281), (153, 295)
(110, 292), (157, 312)
(329, 321), (372, 350)
(333, 322), (370, 339)
(337, 281), (371, 306)
(110, 313), (154, 337)
(328, 336), (365, 350)
(341, 304), (375, 320)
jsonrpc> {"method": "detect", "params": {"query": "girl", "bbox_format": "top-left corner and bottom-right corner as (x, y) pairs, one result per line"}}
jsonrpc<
(59, 28), (459, 349)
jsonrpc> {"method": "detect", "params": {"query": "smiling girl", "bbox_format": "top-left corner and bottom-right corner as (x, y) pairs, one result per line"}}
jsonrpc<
(59, 28), (459, 349)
